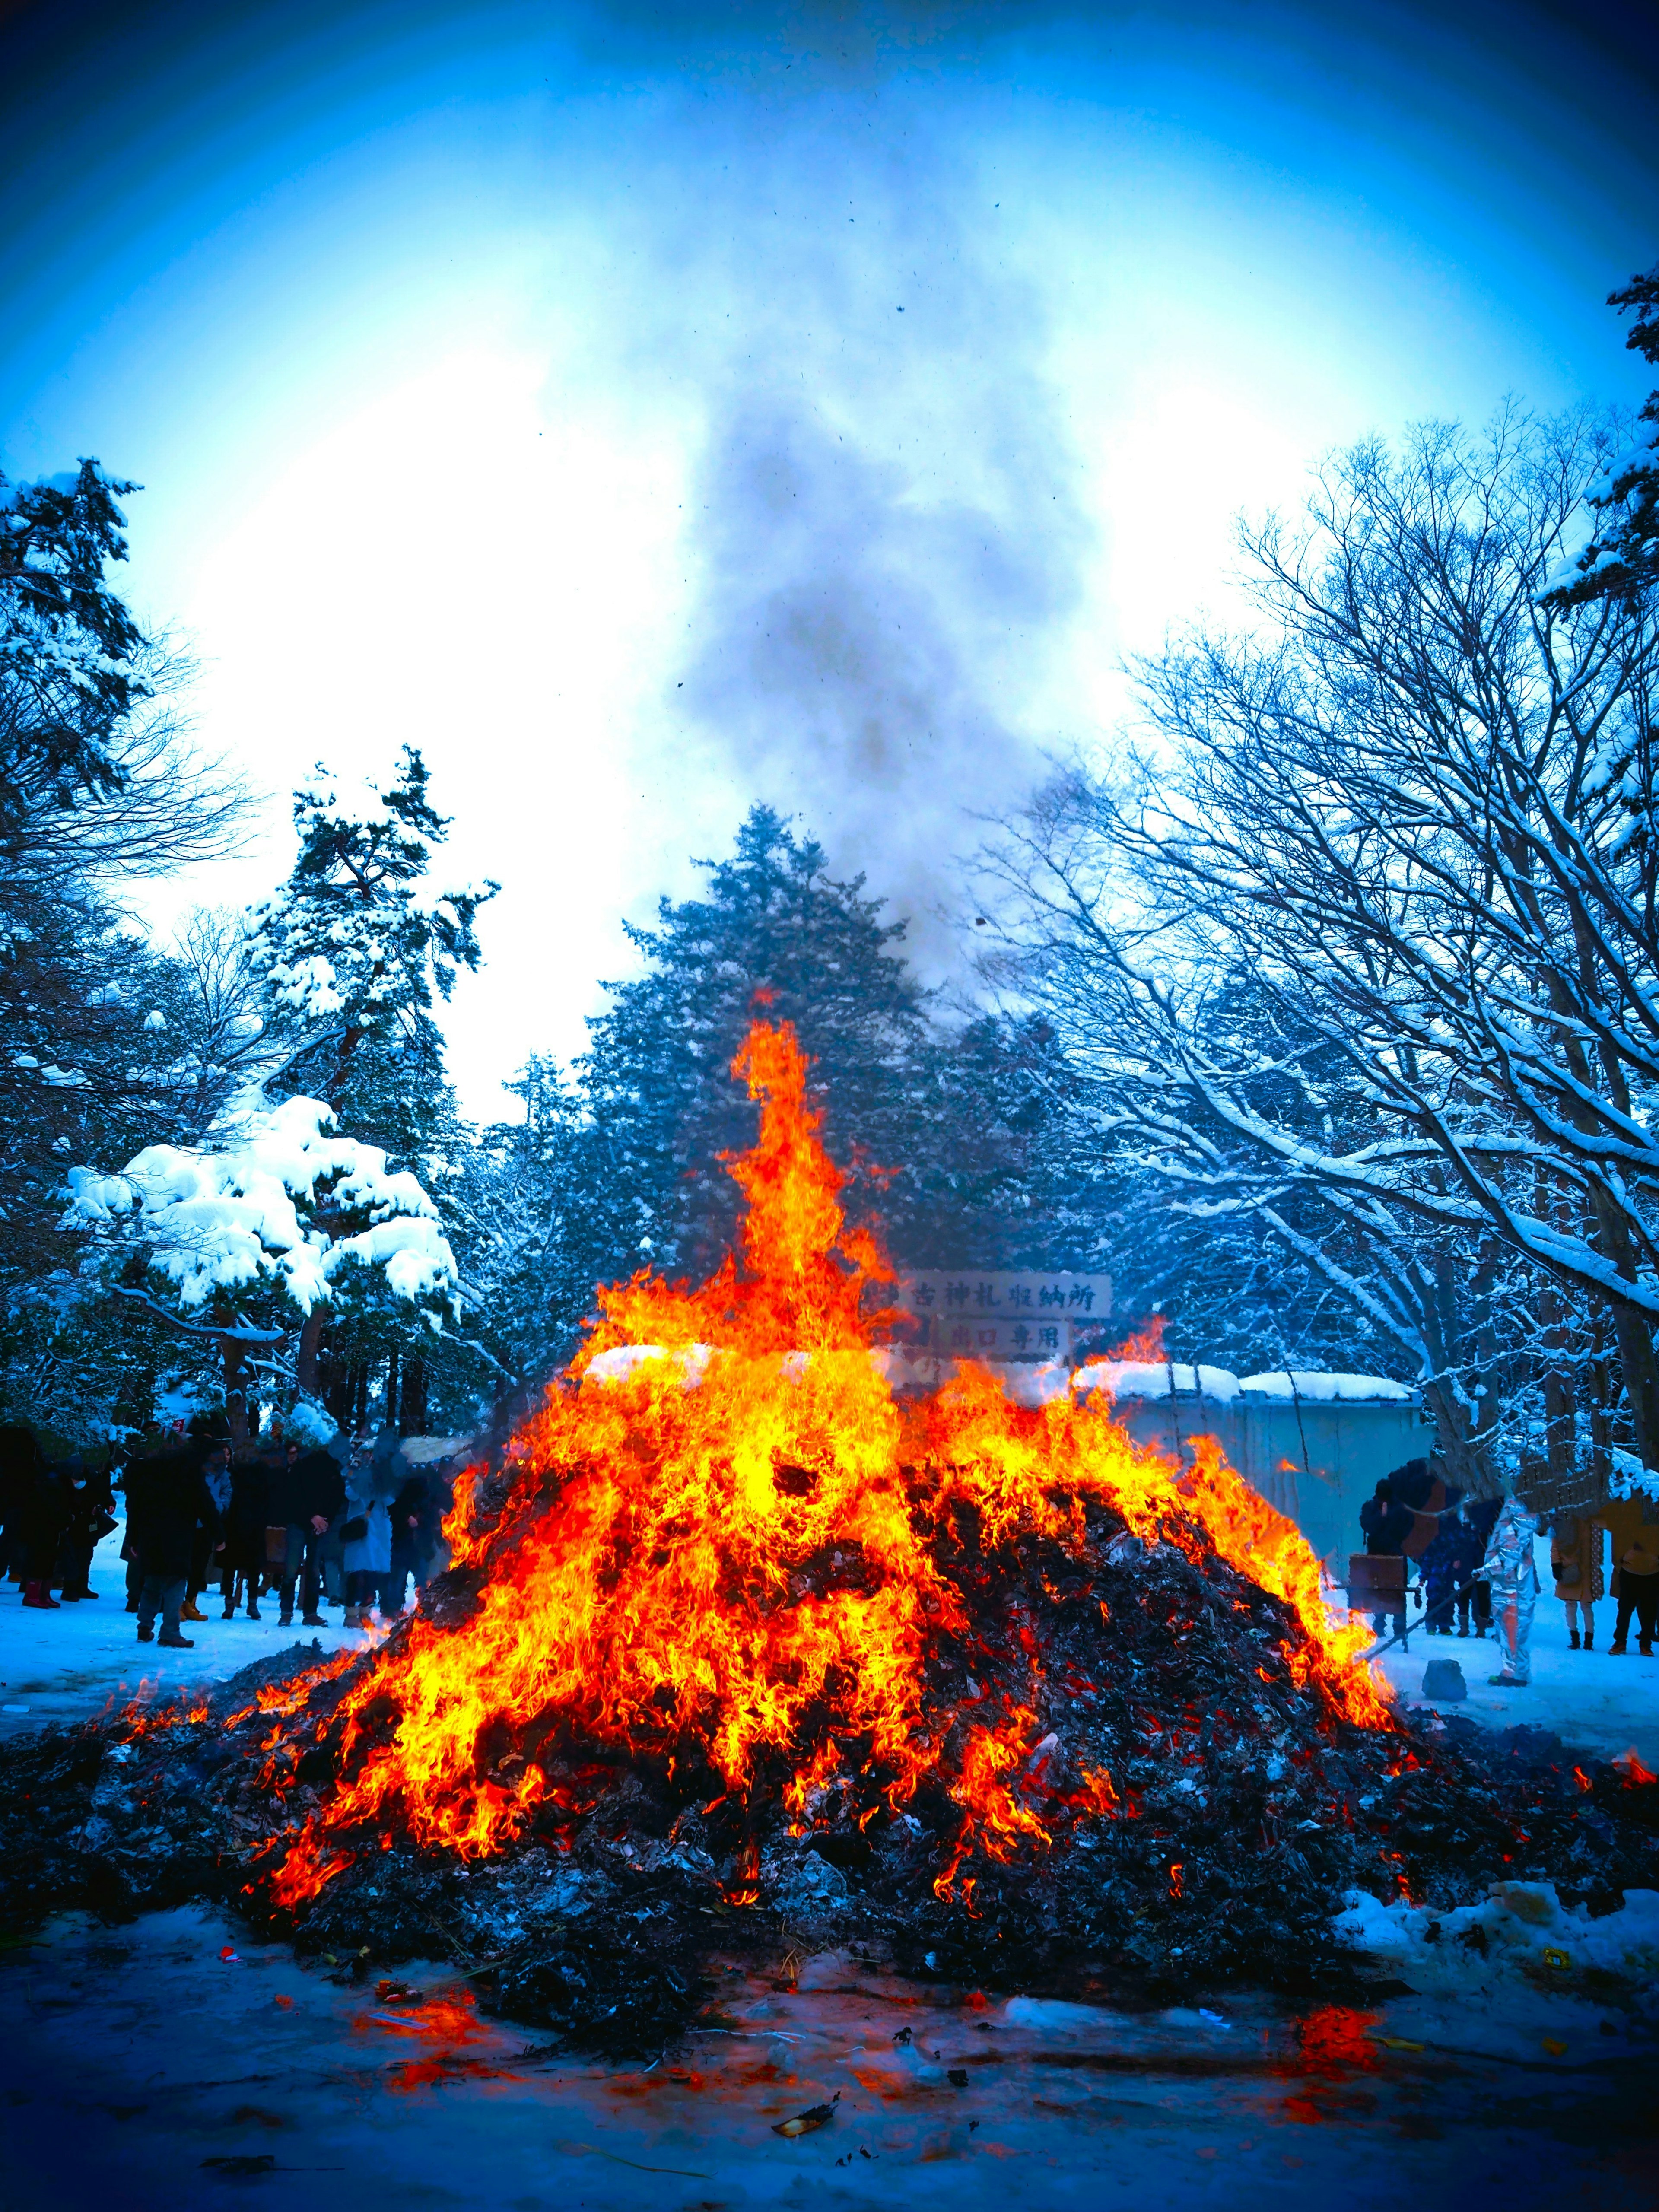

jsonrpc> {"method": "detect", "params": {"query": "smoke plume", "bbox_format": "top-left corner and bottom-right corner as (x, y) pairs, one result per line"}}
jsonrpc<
(667, 111), (1091, 976)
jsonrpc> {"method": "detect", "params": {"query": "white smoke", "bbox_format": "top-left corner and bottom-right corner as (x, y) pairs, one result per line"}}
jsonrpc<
(649, 106), (1091, 975)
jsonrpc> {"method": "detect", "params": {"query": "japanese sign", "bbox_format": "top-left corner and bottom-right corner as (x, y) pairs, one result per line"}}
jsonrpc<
(894, 1272), (1114, 1360)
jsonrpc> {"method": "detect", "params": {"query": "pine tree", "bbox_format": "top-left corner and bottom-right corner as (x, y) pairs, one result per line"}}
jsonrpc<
(0, 458), (251, 1439)
(576, 806), (938, 1284)
(248, 746), (496, 1167)
(458, 808), (1090, 1386)
(0, 458), (149, 847)
(66, 1096), (460, 1443)
(1547, 263), (1659, 607)
(244, 747), (494, 1415)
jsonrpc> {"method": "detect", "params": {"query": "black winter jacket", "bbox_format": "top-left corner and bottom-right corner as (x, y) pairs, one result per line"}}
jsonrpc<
(125, 1451), (222, 1581)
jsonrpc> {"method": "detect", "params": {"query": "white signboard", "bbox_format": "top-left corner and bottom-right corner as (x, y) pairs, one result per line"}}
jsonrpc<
(894, 1271), (1113, 1360)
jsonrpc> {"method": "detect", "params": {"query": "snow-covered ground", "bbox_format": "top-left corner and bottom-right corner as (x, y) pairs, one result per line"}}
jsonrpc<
(1371, 1534), (1657, 1766)
(0, 1519), (381, 1741)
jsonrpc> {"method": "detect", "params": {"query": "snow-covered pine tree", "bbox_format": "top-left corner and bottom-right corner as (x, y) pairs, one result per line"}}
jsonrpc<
(484, 806), (1085, 1367)
(1547, 262), (1659, 608)
(248, 746), (496, 1164)
(575, 805), (933, 1284)
(0, 458), (149, 845)
(0, 457), (248, 1440)
(246, 748), (493, 1411)
(66, 1096), (459, 1443)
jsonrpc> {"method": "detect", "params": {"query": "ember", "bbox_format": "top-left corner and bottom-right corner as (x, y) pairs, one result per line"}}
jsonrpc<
(3, 1020), (1657, 2057)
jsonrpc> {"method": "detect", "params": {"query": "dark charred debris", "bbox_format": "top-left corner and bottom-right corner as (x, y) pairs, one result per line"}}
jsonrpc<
(3, 1508), (1655, 2063)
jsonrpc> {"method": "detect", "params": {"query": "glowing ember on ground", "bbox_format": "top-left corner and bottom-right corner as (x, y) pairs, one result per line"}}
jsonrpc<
(267, 1020), (1386, 1910)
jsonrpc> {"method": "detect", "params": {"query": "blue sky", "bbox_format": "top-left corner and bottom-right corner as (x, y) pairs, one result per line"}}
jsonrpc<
(3, 0), (1656, 1112)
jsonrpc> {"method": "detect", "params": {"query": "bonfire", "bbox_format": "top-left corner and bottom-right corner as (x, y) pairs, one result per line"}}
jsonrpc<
(3, 1021), (1654, 2056)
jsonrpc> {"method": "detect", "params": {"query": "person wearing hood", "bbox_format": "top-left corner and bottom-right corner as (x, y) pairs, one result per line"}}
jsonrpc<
(385, 1465), (443, 1616)
(183, 1432), (234, 1623)
(1420, 1491), (1470, 1634)
(1471, 1494), (1543, 1686)
(340, 1430), (397, 1627)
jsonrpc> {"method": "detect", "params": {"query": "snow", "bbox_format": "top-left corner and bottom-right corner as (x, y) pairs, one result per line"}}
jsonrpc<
(4, 1902), (1651, 2210)
(1373, 1535), (1659, 1765)
(1609, 1446), (1659, 1502)
(1073, 1360), (1241, 1402)
(283, 1397), (338, 1448)
(66, 1093), (458, 1320)
(984, 1358), (1073, 1408)
(1239, 1371), (1415, 1403)
(0, 1519), (383, 1741)
(591, 1347), (1077, 1410)
(1333, 1882), (1659, 1991)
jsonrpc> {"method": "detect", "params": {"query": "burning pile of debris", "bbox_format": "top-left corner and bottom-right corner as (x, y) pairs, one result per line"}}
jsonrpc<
(3, 1023), (1656, 2057)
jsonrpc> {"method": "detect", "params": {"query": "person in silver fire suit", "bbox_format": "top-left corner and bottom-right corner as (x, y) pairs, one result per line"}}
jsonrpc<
(1471, 1494), (1543, 1686)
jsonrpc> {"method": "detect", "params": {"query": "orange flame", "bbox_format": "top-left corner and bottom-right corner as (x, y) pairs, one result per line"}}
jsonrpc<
(1108, 1316), (1166, 1363)
(269, 1020), (1388, 1909)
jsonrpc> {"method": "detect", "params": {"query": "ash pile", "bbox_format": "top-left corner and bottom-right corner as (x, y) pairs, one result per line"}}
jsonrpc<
(3, 1508), (1655, 2061)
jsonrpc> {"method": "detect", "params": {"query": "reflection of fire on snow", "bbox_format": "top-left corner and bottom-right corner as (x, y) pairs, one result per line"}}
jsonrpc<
(266, 1019), (1386, 1910)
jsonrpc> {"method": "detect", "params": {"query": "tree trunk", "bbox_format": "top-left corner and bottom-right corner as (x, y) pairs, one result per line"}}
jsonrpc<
(400, 1354), (429, 1436)
(296, 1306), (326, 1395)
(1586, 1182), (1659, 1470)
(222, 1338), (249, 1449)
(384, 1348), (400, 1431)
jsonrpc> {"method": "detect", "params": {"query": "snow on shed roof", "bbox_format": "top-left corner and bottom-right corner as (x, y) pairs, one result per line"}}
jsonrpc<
(1073, 1360), (1240, 1403)
(1238, 1372), (1415, 1403)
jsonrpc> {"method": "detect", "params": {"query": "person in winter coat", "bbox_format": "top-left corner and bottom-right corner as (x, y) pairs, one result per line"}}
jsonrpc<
(385, 1467), (443, 1616)
(1472, 1494), (1543, 1685)
(219, 1450), (272, 1620)
(1359, 1478), (1414, 1638)
(184, 1444), (235, 1622)
(1464, 1494), (1501, 1637)
(1550, 1512), (1604, 1650)
(0, 1423), (44, 1585)
(125, 1438), (227, 1647)
(52, 1457), (117, 1601)
(340, 1433), (397, 1626)
(115, 1428), (164, 1608)
(266, 1438), (346, 1627)
(6, 1427), (69, 1611)
(1610, 1535), (1659, 1656)
(1421, 1492), (1470, 1633)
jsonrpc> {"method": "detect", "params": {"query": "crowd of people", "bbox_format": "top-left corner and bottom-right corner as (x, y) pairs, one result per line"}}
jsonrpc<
(1359, 1457), (1659, 1684)
(0, 1416), (456, 1650)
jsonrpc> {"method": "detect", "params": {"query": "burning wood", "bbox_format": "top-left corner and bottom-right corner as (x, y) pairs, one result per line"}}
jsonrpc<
(2, 1022), (1655, 2056)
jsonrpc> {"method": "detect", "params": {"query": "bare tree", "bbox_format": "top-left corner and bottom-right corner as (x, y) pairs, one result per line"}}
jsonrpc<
(982, 407), (1659, 1480)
